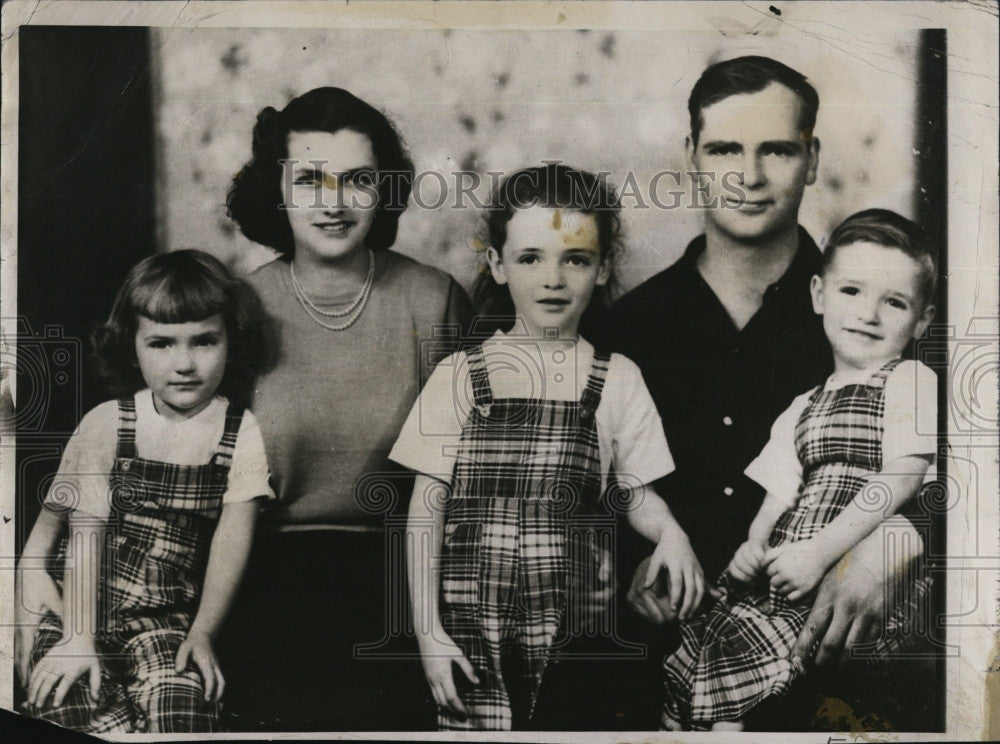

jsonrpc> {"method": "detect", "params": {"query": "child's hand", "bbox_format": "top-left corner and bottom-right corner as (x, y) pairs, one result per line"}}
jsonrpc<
(419, 626), (480, 719)
(27, 635), (101, 709)
(15, 569), (64, 686)
(727, 540), (766, 583)
(644, 529), (705, 621)
(175, 629), (224, 702)
(764, 539), (831, 602)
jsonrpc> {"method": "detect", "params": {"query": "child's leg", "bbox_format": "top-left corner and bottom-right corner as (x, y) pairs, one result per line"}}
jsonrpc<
(123, 628), (219, 733)
(711, 720), (745, 731)
(660, 618), (704, 731)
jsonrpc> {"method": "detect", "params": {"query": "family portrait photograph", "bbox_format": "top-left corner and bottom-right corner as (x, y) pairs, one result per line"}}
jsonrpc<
(1, 1), (997, 740)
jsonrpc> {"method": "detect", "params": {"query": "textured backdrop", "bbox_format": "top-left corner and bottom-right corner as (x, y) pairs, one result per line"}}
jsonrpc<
(153, 27), (920, 294)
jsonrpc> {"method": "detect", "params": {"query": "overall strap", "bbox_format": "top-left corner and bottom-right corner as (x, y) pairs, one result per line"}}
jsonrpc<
(579, 350), (612, 422)
(212, 402), (245, 469)
(465, 344), (494, 415)
(115, 397), (138, 459)
(868, 358), (905, 388)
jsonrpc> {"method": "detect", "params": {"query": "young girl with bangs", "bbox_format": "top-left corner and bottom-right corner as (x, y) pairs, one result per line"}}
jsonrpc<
(16, 250), (273, 733)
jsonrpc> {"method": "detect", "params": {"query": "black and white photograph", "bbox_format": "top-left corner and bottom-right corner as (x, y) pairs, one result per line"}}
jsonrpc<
(1, 1), (997, 740)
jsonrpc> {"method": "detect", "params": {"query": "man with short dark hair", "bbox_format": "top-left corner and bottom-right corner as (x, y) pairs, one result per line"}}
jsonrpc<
(605, 55), (930, 731)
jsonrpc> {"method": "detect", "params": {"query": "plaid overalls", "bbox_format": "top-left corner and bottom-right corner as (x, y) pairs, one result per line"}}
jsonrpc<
(26, 396), (244, 733)
(438, 344), (612, 730)
(663, 359), (932, 728)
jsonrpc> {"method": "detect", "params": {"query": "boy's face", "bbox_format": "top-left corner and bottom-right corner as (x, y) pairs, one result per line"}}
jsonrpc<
(810, 242), (935, 373)
(687, 82), (819, 245)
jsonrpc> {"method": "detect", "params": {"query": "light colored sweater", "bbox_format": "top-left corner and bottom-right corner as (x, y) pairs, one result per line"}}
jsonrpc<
(247, 251), (470, 528)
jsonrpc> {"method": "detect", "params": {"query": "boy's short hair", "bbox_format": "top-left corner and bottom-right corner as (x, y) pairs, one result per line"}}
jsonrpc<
(688, 56), (820, 147)
(823, 208), (939, 306)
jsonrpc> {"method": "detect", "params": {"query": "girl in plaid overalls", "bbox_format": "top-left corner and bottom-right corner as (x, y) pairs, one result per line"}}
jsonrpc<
(16, 250), (273, 733)
(662, 210), (939, 731)
(392, 164), (705, 730)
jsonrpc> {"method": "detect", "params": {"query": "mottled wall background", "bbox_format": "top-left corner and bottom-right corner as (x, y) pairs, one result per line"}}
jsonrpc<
(154, 27), (919, 294)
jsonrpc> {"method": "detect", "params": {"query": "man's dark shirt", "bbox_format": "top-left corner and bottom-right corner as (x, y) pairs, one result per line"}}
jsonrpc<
(604, 227), (833, 580)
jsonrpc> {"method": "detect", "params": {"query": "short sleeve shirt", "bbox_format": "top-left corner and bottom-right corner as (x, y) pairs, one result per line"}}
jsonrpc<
(44, 390), (274, 519)
(746, 360), (939, 507)
(389, 332), (675, 493)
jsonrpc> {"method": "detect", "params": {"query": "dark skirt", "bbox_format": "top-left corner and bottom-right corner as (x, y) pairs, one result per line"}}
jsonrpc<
(216, 529), (434, 732)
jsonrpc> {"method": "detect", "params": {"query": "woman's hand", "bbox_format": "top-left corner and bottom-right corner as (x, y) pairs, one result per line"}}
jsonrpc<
(27, 634), (101, 710)
(15, 569), (63, 686)
(643, 528), (705, 621)
(727, 540), (766, 584)
(175, 629), (225, 702)
(764, 539), (831, 602)
(419, 626), (479, 719)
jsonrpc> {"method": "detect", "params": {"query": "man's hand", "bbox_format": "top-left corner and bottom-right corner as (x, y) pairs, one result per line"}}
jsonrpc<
(790, 518), (921, 667)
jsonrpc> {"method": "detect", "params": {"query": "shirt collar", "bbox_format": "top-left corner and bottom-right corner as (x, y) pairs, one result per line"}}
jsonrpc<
(678, 225), (822, 294)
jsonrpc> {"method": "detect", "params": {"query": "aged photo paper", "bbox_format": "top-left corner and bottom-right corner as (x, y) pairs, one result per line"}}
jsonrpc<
(1, 1), (997, 740)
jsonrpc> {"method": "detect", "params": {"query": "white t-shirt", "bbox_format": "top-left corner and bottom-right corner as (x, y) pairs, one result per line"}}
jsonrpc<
(389, 332), (675, 492)
(745, 360), (938, 507)
(44, 390), (275, 519)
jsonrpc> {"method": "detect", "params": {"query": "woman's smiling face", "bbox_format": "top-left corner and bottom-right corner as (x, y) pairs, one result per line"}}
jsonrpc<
(280, 129), (379, 264)
(487, 205), (610, 339)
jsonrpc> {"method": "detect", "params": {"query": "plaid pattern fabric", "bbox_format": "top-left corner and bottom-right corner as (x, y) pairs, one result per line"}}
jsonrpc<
(27, 615), (219, 733)
(25, 396), (243, 732)
(438, 345), (611, 730)
(663, 359), (932, 728)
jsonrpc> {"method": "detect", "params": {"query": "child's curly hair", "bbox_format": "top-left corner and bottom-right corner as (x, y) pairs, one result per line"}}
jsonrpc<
(471, 163), (623, 338)
(92, 250), (267, 408)
(226, 87), (414, 257)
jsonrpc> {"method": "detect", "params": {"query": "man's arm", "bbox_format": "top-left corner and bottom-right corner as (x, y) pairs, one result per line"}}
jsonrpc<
(791, 513), (925, 666)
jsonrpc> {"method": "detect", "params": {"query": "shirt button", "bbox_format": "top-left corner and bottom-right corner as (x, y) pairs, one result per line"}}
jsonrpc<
(723, 486), (734, 496)
(723, 416), (733, 426)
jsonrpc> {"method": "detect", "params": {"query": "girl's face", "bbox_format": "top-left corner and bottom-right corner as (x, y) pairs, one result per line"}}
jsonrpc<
(810, 241), (935, 374)
(280, 129), (379, 265)
(135, 314), (228, 420)
(487, 206), (610, 339)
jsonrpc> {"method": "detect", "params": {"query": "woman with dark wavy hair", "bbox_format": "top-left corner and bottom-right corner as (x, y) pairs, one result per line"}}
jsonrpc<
(220, 87), (470, 732)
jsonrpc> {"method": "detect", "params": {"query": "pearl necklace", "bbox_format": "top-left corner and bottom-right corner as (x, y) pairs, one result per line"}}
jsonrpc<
(289, 251), (376, 331)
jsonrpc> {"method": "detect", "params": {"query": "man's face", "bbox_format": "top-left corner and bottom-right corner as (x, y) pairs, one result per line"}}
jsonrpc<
(687, 82), (819, 244)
